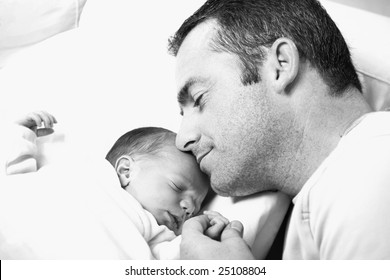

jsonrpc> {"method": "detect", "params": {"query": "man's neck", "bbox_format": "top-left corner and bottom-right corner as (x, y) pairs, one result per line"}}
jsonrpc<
(281, 86), (372, 197)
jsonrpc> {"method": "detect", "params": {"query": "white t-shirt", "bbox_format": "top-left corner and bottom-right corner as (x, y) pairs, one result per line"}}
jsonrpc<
(283, 112), (390, 259)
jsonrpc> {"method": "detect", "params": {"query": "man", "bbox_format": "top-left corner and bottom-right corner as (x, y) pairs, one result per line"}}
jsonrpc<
(168, 0), (390, 259)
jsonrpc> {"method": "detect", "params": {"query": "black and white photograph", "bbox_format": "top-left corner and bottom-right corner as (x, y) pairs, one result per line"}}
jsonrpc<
(1, 0), (390, 278)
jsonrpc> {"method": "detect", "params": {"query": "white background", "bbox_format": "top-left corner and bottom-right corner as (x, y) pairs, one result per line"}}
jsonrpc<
(0, 0), (207, 158)
(1, 1), (389, 275)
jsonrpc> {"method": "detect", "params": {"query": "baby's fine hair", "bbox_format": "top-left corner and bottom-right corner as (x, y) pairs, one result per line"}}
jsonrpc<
(105, 127), (176, 167)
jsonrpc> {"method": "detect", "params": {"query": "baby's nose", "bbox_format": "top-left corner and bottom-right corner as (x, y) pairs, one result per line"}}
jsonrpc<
(180, 199), (195, 217)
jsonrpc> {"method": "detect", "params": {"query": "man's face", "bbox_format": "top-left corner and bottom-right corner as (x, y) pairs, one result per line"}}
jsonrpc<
(174, 21), (285, 197)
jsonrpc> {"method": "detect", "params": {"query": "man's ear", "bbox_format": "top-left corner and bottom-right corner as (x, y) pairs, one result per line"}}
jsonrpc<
(115, 155), (136, 188)
(267, 38), (299, 94)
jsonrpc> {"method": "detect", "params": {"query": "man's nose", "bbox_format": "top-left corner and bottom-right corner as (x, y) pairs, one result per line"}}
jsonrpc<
(176, 115), (199, 152)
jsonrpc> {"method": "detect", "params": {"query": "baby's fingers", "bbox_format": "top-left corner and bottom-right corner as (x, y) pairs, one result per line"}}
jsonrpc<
(204, 210), (229, 225)
(36, 110), (56, 128)
(204, 219), (228, 240)
(21, 112), (42, 128)
(203, 211), (229, 240)
(16, 111), (57, 137)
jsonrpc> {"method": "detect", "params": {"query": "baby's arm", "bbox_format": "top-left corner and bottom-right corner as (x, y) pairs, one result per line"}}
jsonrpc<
(203, 210), (229, 240)
(5, 111), (57, 175)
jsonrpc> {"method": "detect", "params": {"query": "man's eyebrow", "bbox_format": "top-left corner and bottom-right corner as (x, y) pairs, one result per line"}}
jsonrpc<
(177, 77), (210, 107)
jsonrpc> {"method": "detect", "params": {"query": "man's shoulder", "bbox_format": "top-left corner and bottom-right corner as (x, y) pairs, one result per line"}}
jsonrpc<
(300, 111), (390, 219)
(306, 113), (390, 223)
(311, 111), (390, 188)
(288, 112), (390, 259)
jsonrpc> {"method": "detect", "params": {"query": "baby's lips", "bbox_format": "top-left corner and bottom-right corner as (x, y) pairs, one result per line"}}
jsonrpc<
(166, 211), (182, 235)
(173, 213), (187, 235)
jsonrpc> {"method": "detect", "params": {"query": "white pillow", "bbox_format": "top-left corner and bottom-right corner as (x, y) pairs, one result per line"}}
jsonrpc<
(320, 0), (390, 110)
(203, 191), (290, 259)
(0, 0), (87, 68)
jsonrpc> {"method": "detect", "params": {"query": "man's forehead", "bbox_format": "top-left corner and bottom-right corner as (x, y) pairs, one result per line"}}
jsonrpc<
(177, 20), (219, 57)
(175, 21), (218, 88)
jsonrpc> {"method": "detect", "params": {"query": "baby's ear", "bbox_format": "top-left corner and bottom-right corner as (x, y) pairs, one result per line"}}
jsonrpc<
(115, 155), (135, 188)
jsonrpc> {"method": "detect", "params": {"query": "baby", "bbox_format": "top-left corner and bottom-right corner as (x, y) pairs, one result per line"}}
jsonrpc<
(105, 124), (226, 236)
(4, 111), (228, 259)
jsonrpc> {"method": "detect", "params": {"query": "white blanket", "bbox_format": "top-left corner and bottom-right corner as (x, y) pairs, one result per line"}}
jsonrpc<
(0, 157), (163, 259)
(0, 130), (290, 259)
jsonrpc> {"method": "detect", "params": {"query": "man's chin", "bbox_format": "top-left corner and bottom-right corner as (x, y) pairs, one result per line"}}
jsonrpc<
(211, 182), (260, 198)
(210, 183), (234, 197)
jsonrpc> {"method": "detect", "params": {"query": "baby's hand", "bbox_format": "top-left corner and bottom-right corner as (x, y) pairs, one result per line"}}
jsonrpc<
(15, 111), (57, 137)
(203, 210), (229, 240)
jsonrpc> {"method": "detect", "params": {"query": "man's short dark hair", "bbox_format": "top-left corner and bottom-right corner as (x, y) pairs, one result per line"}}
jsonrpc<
(105, 127), (176, 166)
(168, 0), (362, 95)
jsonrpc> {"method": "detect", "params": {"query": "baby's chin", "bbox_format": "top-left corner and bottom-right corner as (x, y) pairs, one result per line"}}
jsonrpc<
(172, 227), (182, 236)
(156, 213), (183, 236)
(166, 222), (182, 236)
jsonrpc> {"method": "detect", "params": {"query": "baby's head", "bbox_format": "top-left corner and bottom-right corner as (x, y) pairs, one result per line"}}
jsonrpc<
(106, 127), (210, 235)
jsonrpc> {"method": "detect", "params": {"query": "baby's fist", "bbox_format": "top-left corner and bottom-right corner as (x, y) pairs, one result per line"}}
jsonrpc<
(203, 210), (229, 240)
